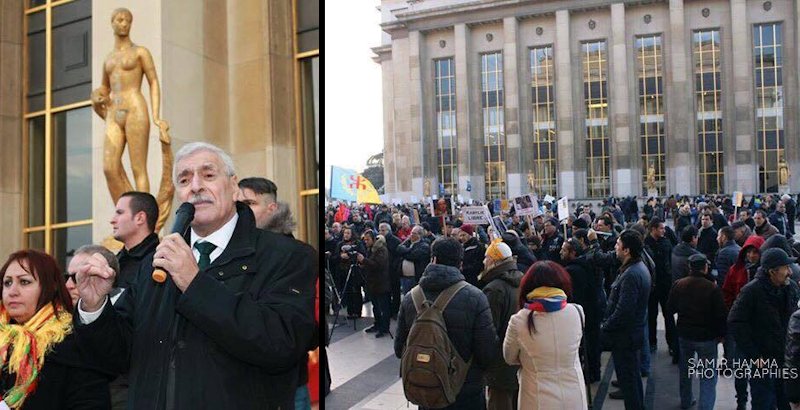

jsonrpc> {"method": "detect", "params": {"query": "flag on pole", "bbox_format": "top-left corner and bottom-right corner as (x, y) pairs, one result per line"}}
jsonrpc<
(329, 166), (382, 204)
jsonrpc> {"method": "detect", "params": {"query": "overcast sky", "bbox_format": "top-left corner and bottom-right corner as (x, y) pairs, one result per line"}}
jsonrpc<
(324, 1), (384, 189)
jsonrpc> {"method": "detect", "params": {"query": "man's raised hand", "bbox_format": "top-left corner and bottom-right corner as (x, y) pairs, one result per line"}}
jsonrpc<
(76, 253), (115, 312)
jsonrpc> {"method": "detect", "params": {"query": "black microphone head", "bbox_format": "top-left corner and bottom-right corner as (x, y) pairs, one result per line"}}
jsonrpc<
(176, 202), (196, 218)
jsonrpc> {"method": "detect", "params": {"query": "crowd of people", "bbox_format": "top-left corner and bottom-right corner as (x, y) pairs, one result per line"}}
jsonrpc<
(324, 192), (800, 409)
(0, 142), (319, 410)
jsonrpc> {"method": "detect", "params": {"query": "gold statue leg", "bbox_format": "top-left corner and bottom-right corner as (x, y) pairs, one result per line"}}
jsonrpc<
(103, 115), (133, 202)
(125, 109), (151, 193)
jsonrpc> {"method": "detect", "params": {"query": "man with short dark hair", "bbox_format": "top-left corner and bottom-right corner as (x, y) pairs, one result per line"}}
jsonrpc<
(645, 217), (676, 355)
(111, 191), (159, 290)
(769, 201), (789, 236)
(395, 237), (498, 409)
(715, 226), (741, 287)
(602, 230), (651, 409)
(731, 221), (753, 247)
(359, 231), (391, 338)
(754, 209), (779, 239)
(696, 212), (719, 272)
(238, 177), (278, 229)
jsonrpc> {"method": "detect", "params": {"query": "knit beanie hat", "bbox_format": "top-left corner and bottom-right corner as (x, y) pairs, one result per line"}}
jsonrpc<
(460, 224), (475, 236)
(485, 239), (513, 262)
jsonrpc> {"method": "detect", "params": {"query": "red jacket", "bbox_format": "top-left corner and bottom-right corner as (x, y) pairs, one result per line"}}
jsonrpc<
(721, 235), (765, 309)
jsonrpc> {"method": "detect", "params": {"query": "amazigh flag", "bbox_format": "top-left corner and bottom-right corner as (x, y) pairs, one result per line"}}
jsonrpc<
(330, 166), (382, 204)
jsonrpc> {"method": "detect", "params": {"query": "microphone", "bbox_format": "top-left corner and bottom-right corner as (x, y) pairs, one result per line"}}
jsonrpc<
(152, 202), (196, 283)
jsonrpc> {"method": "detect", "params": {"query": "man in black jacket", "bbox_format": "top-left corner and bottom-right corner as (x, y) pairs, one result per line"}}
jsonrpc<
(74, 142), (316, 409)
(601, 230), (651, 409)
(783, 194), (797, 236)
(696, 212), (719, 272)
(458, 224), (484, 287)
(379, 222), (403, 317)
(334, 226), (367, 318)
(645, 217), (677, 356)
(729, 248), (800, 410)
(395, 237), (498, 410)
(396, 226), (432, 292)
(111, 191), (160, 291)
(359, 231), (391, 337)
(672, 226), (701, 283)
(667, 254), (727, 409)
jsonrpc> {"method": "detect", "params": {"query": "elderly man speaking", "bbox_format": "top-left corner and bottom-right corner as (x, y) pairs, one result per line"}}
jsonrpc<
(74, 142), (316, 409)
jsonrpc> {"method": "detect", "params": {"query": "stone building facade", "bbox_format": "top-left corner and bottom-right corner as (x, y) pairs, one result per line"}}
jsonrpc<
(374, 0), (799, 201)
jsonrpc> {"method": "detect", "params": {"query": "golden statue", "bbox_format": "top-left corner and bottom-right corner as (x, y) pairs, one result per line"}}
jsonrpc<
(779, 156), (790, 185)
(646, 163), (656, 191)
(92, 8), (174, 232)
(423, 179), (431, 197)
(527, 169), (535, 192)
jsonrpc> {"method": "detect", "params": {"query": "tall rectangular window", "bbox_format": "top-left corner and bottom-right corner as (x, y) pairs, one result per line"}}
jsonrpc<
(754, 23), (783, 193)
(582, 41), (610, 198)
(434, 58), (457, 195)
(481, 52), (505, 200)
(530, 46), (556, 196)
(636, 35), (665, 195)
(693, 29), (723, 194)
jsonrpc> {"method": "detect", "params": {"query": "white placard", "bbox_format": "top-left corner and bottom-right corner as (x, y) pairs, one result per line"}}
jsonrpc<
(543, 194), (556, 204)
(732, 191), (743, 208)
(513, 194), (537, 216)
(557, 197), (570, 221)
(461, 206), (490, 224)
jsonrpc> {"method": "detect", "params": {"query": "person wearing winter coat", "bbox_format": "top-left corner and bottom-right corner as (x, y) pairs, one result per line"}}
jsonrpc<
(676, 205), (693, 235)
(783, 194), (797, 236)
(395, 238), (499, 410)
(671, 226), (701, 283)
(537, 218), (564, 265)
(729, 248), (800, 409)
(667, 254), (727, 410)
(784, 298), (800, 407)
(396, 226), (432, 293)
(459, 225), (485, 287)
(359, 231), (391, 337)
(696, 213), (719, 271)
(560, 238), (604, 383)
(501, 230), (538, 274)
(503, 261), (587, 409)
(645, 217), (677, 356)
(761, 234), (800, 282)
(378, 223), (403, 318)
(715, 226), (741, 288)
(769, 201), (790, 236)
(754, 209), (780, 240)
(478, 241), (523, 409)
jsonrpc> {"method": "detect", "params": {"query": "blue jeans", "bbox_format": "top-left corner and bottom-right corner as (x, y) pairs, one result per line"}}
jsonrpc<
(640, 308), (651, 375)
(294, 385), (311, 410)
(678, 338), (718, 410)
(400, 277), (416, 295)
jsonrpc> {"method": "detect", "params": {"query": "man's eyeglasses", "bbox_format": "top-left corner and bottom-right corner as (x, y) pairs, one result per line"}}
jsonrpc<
(64, 273), (77, 283)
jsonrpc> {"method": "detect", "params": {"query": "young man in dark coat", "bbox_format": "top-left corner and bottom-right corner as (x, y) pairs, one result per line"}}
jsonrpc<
(696, 213), (719, 272)
(359, 231), (391, 337)
(671, 226), (701, 283)
(458, 224), (484, 287)
(754, 209), (780, 239)
(601, 230), (651, 409)
(729, 248), (800, 410)
(74, 142), (316, 409)
(667, 254), (727, 410)
(715, 226), (741, 287)
(644, 217), (677, 356)
(478, 240), (522, 409)
(395, 237), (499, 410)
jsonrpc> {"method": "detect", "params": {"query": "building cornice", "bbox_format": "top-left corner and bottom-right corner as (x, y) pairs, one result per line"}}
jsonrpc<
(371, 44), (392, 63)
(381, 0), (664, 35)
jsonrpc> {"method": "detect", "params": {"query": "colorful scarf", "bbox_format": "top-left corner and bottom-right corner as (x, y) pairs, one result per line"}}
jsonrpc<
(524, 286), (567, 313)
(0, 304), (72, 408)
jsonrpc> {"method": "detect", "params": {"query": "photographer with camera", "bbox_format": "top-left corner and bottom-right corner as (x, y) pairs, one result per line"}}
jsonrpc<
(359, 231), (391, 338)
(333, 226), (367, 319)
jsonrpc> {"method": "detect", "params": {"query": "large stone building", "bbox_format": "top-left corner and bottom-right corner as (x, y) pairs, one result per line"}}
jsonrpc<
(374, 0), (798, 202)
(0, 0), (318, 266)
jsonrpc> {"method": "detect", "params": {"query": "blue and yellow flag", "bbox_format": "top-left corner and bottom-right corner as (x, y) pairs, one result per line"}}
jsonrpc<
(329, 166), (382, 204)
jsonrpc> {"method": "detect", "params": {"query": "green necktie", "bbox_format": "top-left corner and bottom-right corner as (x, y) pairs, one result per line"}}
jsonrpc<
(194, 241), (217, 270)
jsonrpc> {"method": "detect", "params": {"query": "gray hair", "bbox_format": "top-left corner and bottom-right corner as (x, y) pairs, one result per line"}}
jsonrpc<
(411, 225), (424, 236)
(74, 244), (120, 277)
(173, 142), (236, 185)
(379, 222), (392, 232)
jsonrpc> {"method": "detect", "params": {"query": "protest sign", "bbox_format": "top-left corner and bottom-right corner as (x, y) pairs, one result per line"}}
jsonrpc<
(557, 197), (570, 221)
(461, 206), (490, 224)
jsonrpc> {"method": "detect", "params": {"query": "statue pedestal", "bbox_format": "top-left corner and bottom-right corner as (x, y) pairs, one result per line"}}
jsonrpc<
(647, 189), (659, 198)
(780, 185), (791, 194)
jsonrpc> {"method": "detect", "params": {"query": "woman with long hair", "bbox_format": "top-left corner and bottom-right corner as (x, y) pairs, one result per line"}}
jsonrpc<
(0, 250), (110, 409)
(502, 261), (587, 409)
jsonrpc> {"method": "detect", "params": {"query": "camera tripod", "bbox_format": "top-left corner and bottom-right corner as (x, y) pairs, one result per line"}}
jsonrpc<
(328, 261), (394, 342)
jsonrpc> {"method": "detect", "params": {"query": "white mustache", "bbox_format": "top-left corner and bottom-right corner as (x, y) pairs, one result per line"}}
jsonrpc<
(188, 195), (214, 205)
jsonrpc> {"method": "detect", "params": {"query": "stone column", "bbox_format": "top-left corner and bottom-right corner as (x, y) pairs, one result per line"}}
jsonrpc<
(730, 0), (756, 193)
(391, 35), (415, 195)
(408, 30), (428, 195)
(666, 0), (695, 194)
(455, 24), (480, 199)
(610, 3), (633, 196)
(503, 17), (522, 198)
(555, 10), (577, 198)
